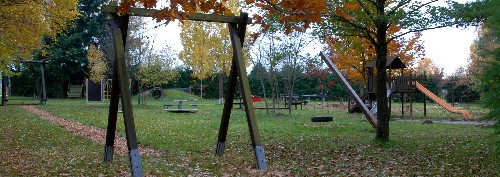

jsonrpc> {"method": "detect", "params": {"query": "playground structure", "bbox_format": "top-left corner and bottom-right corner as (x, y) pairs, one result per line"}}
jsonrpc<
(84, 79), (127, 103)
(85, 78), (105, 103)
(101, 6), (266, 176)
(320, 53), (377, 128)
(320, 53), (472, 121)
(2, 60), (48, 106)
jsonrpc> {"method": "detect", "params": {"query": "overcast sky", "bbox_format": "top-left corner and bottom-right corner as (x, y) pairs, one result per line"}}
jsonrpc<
(421, 27), (477, 75)
(148, 0), (478, 76)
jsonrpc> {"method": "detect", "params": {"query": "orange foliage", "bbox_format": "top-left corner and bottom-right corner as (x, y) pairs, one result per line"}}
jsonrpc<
(326, 31), (424, 85)
(117, 0), (235, 24)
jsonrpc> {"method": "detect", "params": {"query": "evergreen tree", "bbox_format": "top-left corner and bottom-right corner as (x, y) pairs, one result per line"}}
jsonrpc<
(46, 0), (109, 97)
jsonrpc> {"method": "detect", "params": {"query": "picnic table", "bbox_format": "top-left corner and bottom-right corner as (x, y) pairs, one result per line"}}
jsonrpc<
(163, 98), (198, 113)
(232, 95), (261, 109)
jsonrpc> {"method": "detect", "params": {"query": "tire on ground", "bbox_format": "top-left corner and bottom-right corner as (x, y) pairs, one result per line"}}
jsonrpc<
(311, 116), (333, 122)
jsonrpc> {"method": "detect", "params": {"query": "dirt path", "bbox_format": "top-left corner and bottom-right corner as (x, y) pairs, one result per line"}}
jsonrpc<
(20, 105), (161, 155)
(391, 118), (497, 126)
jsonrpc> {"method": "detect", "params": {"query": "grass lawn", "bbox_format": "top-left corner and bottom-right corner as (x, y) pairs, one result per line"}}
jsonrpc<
(1, 91), (498, 176)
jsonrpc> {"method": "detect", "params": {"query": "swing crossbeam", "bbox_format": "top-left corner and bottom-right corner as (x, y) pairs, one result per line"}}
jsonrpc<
(101, 5), (252, 24)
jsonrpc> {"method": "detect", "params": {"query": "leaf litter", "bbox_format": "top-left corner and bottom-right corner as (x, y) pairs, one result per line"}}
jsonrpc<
(20, 105), (161, 155)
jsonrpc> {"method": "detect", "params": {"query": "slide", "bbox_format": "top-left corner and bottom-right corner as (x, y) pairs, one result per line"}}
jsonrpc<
(320, 53), (377, 129)
(415, 82), (472, 120)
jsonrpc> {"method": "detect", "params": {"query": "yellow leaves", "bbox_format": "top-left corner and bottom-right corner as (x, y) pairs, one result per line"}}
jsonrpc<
(223, 8), (234, 16)
(87, 45), (107, 83)
(0, 0), (79, 72)
(179, 20), (216, 80)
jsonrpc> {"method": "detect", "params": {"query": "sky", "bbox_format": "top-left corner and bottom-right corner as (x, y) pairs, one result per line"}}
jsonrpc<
(420, 27), (477, 75)
(151, 24), (478, 76)
(147, 0), (478, 76)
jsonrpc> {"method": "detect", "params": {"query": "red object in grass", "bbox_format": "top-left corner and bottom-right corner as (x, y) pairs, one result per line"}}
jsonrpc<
(251, 95), (262, 103)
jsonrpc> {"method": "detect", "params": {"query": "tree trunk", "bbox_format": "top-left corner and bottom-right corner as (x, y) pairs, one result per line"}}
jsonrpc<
(269, 70), (276, 111)
(374, 12), (390, 141)
(286, 79), (292, 115)
(260, 73), (269, 115)
(200, 79), (203, 98)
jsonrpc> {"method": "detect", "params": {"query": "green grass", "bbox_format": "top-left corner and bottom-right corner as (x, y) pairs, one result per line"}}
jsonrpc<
(1, 94), (498, 176)
(0, 106), (129, 176)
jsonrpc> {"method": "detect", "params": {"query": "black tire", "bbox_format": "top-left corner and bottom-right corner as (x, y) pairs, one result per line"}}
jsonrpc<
(151, 88), (163, 99)
(311, 116), (333, 122)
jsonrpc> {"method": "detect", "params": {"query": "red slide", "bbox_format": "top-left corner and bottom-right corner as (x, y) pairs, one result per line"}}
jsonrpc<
(415, 82), (472, 120)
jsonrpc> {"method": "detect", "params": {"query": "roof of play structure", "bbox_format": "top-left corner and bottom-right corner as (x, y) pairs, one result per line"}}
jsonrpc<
(365, 56), (406, 69)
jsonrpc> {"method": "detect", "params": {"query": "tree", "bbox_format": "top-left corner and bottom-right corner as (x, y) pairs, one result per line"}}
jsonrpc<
(467, 0), (499, 131)
(327, 32), (423, 86)
(137, 42), (178, 89)
(87, 44), (107, 83)
(179, 20), (216, 98)
(0, 0), (79, 74)
(125, 15), (159, 97)
(6, 0), (109, 98)
(250, 33), (285, 112)
(178, 0), (249, 99)
(116, 0), (487, 141)
(305, 57), (335, 98)
(275, 32), (311, 114)
(247, 0), (486, 141)
(443, 67), (480, 104)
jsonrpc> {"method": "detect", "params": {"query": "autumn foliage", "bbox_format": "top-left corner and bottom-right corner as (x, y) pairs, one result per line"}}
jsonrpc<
(116, 0), (235, 23)
(87, 44), (107, 83)
(0, 0), (79, 73)
(326, 32), (424, 85)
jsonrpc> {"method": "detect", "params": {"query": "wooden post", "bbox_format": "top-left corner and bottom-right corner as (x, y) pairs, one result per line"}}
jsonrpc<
(215, 59), (238, 156)
(104, 54), (121, 162)
(424, 93), (427, 117)
(216, 12), (267, 170)
(409, 71), (413, 118)
(40, 60), (47, 105)
(401, 93), (404, 116)
(103, 14), (143, 177)
(389, 93), (391, 114)
(1, 75), (6, 106)
(410, 93), (413, 118)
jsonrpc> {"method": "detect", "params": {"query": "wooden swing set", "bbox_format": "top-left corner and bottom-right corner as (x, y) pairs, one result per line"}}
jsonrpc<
(101, 5), (266, 176)
(1, 59), (48, 106)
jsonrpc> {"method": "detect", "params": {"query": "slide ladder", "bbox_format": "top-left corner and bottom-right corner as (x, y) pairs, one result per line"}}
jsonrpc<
(415, 82), (472, 120)
(320, 53), (377, 129)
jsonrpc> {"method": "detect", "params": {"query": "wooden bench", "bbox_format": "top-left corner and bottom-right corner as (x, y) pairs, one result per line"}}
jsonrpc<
(68, 85), (82, 98)
(285, 100), (304, 110)
(233, 102), (243, 109)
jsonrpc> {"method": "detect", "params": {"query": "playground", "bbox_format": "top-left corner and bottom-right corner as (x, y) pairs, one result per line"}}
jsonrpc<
(1, 0), (499, 176)
(0, 89), (498, 176)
